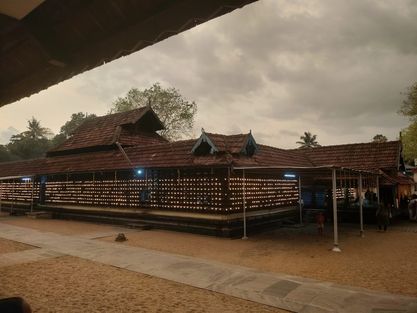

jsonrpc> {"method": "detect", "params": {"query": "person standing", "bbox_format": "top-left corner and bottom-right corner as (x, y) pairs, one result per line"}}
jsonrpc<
(316, 211), (325, 235)
(409, 195), (417, 221)
(376, 203), (391, 232)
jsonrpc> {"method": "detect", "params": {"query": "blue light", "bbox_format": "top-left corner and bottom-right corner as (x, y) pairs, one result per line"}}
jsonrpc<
(135, 169), (144, 176)
(284, 173), (296, 178)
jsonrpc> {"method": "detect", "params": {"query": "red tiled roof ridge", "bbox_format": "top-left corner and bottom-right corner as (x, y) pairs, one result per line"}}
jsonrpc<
(203, 132), (249, 138)
(124, 138), (196, 150)
(59, 107), (150, 134)
(86, 107), (149, 124)
(0, 157), (46, 165)
(257, 143), (290, 152)
(287, 140), (400, 151)
(204, 131), (249, 137)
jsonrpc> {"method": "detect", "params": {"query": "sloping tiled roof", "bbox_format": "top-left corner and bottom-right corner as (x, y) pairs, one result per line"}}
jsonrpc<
(291, 141), (401, 171)
(0, 159), (46, 178)
(48, 107), (165, 155)
(205, 133), (249, 154)
(117, 129), (168, 147)
(0, 137), (311, 177)
(380, 171), (414, 186)
(0, 137), (402, 179)
(233, 144), (312, 168)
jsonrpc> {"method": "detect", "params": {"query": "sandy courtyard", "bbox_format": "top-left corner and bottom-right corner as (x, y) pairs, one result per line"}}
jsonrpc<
(102, 217), (417, 296)
(2, 216), (417, 299)
(0, 238), (287, 313)
(98, 220), (417, 297)
(0, 237), (35, 254)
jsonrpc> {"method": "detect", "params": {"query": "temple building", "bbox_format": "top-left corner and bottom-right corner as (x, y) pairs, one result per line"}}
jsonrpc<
(0, 107), (413, 236)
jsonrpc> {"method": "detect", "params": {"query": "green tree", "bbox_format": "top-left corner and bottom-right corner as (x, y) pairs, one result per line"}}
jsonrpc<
(0, 145), (12, 162)
(400, 82), (417, 121)
(110, 83), (197, 141)
(7, 117), (52, 160)
(50, 133), (67, 148)
(372, 134), (388, 143)
(399, 83), (417, 164)
(296, 131), (320, 148)
(24, 117), (52, 139)
(401, 122), (417, 164)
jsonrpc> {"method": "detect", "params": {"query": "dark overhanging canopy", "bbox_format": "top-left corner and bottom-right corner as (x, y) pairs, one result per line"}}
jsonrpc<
(0, 0), (257, 107)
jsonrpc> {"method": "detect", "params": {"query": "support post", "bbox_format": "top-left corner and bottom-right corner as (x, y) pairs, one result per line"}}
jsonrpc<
(0, 180), (2, 213)
(227, 167), (231, 191)
(359, 173), (364, 237)
(332, 168), (341, 252)
(30, 179), (35, 213)
(298, 176), (303, 225)
(376, 175), (380, 204)
(242, 169), (248, 240)
(11, 180), (15, 213)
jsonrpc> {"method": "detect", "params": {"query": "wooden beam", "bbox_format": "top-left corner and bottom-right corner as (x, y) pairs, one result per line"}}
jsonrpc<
(21, 21), (68, 67)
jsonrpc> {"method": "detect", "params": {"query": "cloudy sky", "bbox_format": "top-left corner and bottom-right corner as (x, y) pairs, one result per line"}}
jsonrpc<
(1, 0), (416, 148)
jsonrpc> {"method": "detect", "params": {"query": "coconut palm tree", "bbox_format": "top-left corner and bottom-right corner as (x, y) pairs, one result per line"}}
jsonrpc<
(7, 117), (52, 160)
(296, 131), (320, 148)
(24, 117), (52, 139)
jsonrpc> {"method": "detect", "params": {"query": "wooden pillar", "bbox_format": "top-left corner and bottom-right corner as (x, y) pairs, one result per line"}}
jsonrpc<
(298, 176), (303, 225)
(359, 173), (364, 237)
(11, 179), (15, 213)
(332, 168), (341, 252)
(376, 175), (380, 205)
(242, 169), (248, 240)
(0, 180), (3, 213)
(30, 179), (35, 213)
(227, 167), (231, 190)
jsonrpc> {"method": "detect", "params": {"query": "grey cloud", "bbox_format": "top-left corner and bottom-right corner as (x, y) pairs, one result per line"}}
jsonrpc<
(280, 129), (299, 137)
(3, 0), (416, 149)
(0, 126), (18, 144)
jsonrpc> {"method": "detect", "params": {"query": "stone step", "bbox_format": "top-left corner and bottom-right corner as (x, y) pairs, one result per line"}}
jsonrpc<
(125, 222), (152, 230)
(26, 211), (52, 219)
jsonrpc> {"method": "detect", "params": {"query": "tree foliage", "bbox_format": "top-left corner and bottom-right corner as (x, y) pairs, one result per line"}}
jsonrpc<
(110, 83), (197, 141)
(0, 145), (12, 162)
(59, 112), (97, 138)
(400, 82), (417, 121)
(399, 82), (417, 164)
(7, 117), (52, 160)
(401, 122), (417, 164)
(372, 134), (388, 143)
(296, 131), (320, 148)
(0, 83), (197, 162)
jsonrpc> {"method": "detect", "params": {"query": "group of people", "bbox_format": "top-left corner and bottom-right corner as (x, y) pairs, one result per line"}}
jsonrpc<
(315, 193), (417, 234)
(371, 194), (417, 232)
(408, 194), (417, 221)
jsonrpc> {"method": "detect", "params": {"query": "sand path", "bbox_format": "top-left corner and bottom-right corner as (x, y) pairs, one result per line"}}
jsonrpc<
(1, 221), (416, 313)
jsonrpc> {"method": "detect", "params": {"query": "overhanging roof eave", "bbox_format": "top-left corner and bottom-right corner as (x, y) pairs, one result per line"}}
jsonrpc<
(232, 165), (379, 176)
(0, 175), (35, 180)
